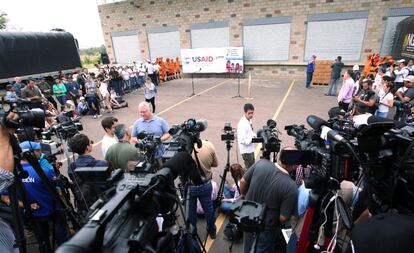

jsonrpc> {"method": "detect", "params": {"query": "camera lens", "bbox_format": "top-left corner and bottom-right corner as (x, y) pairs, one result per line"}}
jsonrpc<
(20, 108), (45, 128)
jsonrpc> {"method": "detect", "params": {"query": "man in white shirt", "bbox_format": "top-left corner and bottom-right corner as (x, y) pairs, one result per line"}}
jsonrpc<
(237, 103), (256, 170)
(394, 59), (410, 91)
(152, 60), (160, 86)
(101, 116), (118, 158)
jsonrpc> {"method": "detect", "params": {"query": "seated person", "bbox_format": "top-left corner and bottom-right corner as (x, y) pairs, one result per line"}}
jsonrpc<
(45, 101), (59, 116)
(67, 134), (108, 213)
(220, 163), (245, 213)
(352, 79), (377, 115)
(110, 89), (128, 109)
(77, 96), (89, 116)
(64, 100), (79, 117)
(3, 84), (17, 102)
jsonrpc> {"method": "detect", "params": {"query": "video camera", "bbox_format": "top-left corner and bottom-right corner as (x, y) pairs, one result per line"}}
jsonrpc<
(0, 98), (45, 129)
(162, 118), (207, 161)
(221, 122), (235, 141)
(134, 131), (161, 171)
(284, 115), (359, 190)
(252, 119), (281, 160)
(57, 151), (202, 253)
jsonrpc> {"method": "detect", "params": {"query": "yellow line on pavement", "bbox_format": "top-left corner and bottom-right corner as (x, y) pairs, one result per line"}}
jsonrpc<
(254, 79), (296, 159)
(59, 79), (231, 163)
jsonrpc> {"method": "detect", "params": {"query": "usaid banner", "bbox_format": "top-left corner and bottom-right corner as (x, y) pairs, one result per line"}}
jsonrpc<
(181, 47), (244, 73)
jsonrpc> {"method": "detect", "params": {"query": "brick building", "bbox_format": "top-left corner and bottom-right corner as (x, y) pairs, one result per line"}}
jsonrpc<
(97, 0), (414, 79)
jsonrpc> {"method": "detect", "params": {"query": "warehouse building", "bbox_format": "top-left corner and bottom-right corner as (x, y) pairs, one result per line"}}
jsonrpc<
(97, 0), (414, 79)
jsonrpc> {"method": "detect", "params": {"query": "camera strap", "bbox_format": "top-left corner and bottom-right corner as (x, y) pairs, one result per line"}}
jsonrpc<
(193, 149), (209, 184)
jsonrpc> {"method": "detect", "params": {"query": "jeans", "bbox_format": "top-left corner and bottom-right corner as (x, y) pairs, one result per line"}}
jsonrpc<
(242, 153), (255, 170)
(327, 77), (340, 95)
(56, 95), (67, 107)
(306, 72), (313, 88)
(138, 76), (145, 88)
(0, 218), (17, 253)
(86, 95), (100, 115)
(286, 232), (298, 253)
(375, 110), (388, 118)
(188, 181), (216, 236)
(145, 97), (156, 113)
(113, 80), (122, 96)
(220, 184), (235, 212)
(244, 229), (279, 253)
(34, 213), (68, 253)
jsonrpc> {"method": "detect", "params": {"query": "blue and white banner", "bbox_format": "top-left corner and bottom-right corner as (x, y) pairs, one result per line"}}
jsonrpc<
(181, 47), (244, 73)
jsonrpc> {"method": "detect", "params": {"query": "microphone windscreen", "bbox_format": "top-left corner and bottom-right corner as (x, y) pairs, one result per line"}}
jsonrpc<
(307, 115), (328, 131)
(196, 119), (208, 132)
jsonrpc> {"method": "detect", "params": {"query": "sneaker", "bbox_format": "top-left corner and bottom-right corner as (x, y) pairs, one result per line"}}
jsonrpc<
(97, 114), (102, 118)
(93, 115), (97, 119)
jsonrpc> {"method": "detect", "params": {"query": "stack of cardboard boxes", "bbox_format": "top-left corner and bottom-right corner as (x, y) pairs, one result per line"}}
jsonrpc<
(312, 60), (332, 85)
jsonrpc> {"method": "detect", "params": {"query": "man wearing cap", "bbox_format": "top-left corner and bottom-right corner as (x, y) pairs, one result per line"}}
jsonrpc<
(20, 79), (44, 109)
(305, 55), (316, 89)
(77, 97), (89, 116)
(105, 124), (140, 171)
(2, 141), (69, 251)
(394, 59), (410, 91)
(352, 65), (361, 82)
(394, 76), (414, 121)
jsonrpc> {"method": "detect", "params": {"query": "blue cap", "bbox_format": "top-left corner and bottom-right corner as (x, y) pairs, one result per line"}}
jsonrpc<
(19, 141), (41, 151)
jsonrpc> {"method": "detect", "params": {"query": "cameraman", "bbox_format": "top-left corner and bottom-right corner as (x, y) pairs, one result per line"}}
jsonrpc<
(352, 79), (377, 115)
(20, 79), (44, 109)
(237, 103), (256, 170)
(2, 141), (68, 252)
(68, 134), (108, 211)
(0, 120), (16, 253)
(189, 138), (218, 239)
(394, 75), (414, 121)
(240, 147), (298, 253)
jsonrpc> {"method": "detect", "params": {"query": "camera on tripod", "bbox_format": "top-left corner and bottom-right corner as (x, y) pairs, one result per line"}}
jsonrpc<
(252, 119), (281, 159)
(221, 122), (235, 141)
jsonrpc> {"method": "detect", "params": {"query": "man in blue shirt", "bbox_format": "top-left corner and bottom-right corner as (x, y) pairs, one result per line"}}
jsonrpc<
(306, 55), (316, 89)
(68, 133), (108, 213)
(12, 77), (25, 98)
(17, 141), (68, 252)
(131, 101), (170, 159)
(64, 76), (80, 106)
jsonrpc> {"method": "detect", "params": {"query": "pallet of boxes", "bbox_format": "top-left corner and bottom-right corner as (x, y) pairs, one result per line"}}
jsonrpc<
(312, 60), (332, 86)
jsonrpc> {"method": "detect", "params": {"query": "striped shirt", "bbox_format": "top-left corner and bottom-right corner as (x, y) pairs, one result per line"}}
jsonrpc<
(0, 168), (14, 192)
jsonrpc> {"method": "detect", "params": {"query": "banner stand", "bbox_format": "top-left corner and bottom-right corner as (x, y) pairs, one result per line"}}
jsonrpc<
(232, 73), (244, 99)
(245, 72), (253, 100)
(188, 68), (202, 97)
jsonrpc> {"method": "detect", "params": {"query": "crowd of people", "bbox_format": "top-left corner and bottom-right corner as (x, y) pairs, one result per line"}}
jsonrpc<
(307, 56), (414, 122)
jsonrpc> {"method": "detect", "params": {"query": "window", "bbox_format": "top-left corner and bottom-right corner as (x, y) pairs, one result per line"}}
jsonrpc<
(147, 26), (180, 60)
(190, 22), (229, 48)
(111, 31), (141, 64)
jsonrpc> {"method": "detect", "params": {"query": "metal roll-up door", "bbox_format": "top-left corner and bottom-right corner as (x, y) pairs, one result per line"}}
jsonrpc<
(190, 21), (229, 48)
(243, 17), (291, 61)
(381, 16), (408, 55)
(304, 12), (368, 61)
(147, 27), (180, 60)
(111, 31), (141, 64)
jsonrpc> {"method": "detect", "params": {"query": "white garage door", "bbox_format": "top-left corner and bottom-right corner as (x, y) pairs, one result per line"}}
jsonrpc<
(147, 27), (180, 61)
(111, 31), (141, 64)
(243, 17), (291, 61)
(190, 22), (229, 48)
(304, 11), (368, 61)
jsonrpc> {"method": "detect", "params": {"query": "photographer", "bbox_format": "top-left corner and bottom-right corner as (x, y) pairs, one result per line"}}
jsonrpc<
(2, 141), (69, 252)
(20, 79), (44, 109)
(352, 79), (377, 115)
(105, 124), (140, 171)
(237, 103), (256, 170)
(68, 134), (108, 212)
(394, 76), (414, 121)
(393, 59), (410, 91)
(189, 138), (218, 239)
(240, 147), (298, 253)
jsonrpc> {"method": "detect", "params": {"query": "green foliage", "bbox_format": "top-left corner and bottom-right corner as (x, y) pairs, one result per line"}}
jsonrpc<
(80, 45), (107, 68)
(0, 12), (8, 30)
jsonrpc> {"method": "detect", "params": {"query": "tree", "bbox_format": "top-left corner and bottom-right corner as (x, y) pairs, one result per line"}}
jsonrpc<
(0, 12), (8, 30)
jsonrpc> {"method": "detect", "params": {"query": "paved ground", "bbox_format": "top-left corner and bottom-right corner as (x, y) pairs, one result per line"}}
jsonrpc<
(51, 76), (337, 252)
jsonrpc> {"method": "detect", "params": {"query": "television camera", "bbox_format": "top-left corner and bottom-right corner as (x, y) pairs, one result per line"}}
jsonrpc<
(252, 119), (281, 160)
(57, 118), (208, 253)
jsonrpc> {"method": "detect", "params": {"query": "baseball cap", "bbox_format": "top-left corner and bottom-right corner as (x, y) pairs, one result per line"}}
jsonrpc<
(397, 59), (406, 63)
(79, 96), (85, 100)
(20, 141), (41, 151)
(404, 76), (414, 83)
(353, 65), (359, 71)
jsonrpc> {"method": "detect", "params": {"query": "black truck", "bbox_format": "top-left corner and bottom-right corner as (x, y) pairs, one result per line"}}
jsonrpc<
(0, 30), (82, 85)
